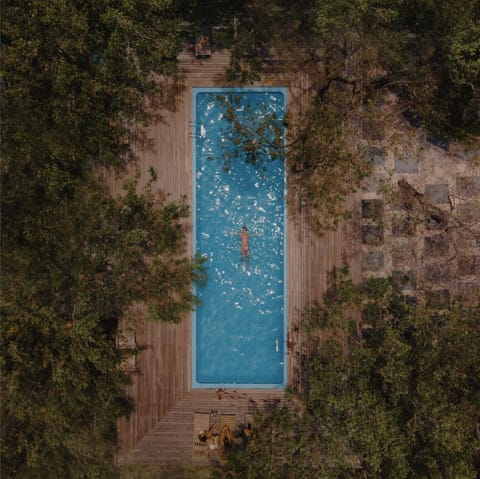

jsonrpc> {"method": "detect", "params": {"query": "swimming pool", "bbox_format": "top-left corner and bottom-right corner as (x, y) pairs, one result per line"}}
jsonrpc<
(192, 87), (287, 388)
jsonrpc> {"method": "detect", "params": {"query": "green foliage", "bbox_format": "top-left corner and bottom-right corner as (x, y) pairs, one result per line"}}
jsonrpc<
(1, 0), (186, 170)
(214, 93), (286, 172)
(302, 265), (357, 334)
(376, 0), (480, 138)
(1, 1), (207, 476)
(0, 166), (205, 477)
(221, 0), (480, 139)
(216, 406), (319, 479)
(119, 464), (215, 479)
(1, 302), (130, 479)
(220, 0), (317, 83)
(288, 93), (372, 230)
(212, 0), (479, 229)
(222, 273), (480, 478)
(215, 87), (371, 230)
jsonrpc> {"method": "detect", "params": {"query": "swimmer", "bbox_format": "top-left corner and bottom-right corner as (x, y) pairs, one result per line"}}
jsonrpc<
(229, 226), (260, 270)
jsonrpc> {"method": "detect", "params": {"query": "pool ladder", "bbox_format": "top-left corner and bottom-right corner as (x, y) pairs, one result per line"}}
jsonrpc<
(188, 121), (206, 138)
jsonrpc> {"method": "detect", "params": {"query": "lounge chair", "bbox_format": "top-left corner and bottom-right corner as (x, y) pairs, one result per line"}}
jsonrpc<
(116, 330), (137, 349)
(219, 414), (238, 464)
(192, 412), (210, 463)
(119, 355), (137, 372)
(244, 413), (255, 427)
(117, 330), (138, 373)
(220, 413), (238, 432)
(194, 30), (212, 59)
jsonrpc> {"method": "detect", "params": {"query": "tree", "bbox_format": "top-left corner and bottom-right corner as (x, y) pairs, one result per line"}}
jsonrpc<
(220, 271), (480, 478)
(286, 92), (371, 230)
(212, 0), (480, 229)
(0, 171), (205, 478)
(215, 93), (286, 171)
(214, 83), (372, 230)
(221, 0), (480, 139)
(1, 1), (207, 476)
(1, 0), (188, 171)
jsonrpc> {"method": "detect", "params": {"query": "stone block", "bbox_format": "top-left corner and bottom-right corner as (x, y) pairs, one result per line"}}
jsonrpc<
(392, 240), (417, 268)
(362, 251), (385, 272)
(452, 230), (480, 251)
(456, 201), (479, 223)
(456, 176), (480, 198)
(392, 270), (416, 290)
(457, 256), (480, 276)
(424, 234), (449, 256)
(395, 155), (419, 173)
(362, 199), (383, 219)
(402, 110), (421, 128)
(362, 119), (385, 141)
(361, 225), (384, 245)
(362, 174), (387, 193)
(405, 295), (418, 306)
(425, 184), (449, 204)
(424, 263), (452, 283)
(426, 135), (449, 150)
(456, 282), (480, 303)
(366, 146), (386, 167)
(426, 289), (450, 307)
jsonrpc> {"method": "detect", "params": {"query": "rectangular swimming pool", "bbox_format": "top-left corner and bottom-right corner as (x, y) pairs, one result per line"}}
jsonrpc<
(192, 87), (287, 388)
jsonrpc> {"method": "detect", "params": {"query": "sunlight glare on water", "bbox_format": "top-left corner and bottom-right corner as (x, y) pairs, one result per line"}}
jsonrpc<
(193, 88), (287, 387)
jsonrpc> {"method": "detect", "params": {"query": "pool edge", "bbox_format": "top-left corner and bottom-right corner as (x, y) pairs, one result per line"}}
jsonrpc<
(191, 86), (289, 390)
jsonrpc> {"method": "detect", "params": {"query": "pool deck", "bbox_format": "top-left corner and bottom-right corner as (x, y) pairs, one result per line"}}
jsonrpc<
(108, 48), (361, 465)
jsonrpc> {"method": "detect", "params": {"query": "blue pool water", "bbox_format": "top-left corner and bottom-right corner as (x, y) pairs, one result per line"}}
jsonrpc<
(192, 87), (287, 388)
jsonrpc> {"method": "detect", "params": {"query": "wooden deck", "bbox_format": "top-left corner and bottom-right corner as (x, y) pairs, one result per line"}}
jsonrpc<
(109, 48), (361, 465)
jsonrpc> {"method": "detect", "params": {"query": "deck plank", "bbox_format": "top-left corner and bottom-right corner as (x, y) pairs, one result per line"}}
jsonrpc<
(109, 47), (361, 464)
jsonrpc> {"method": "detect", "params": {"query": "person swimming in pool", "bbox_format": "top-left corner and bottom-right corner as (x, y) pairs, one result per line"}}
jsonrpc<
(240, 226), (250, 262)
(231, 226), (260, 270)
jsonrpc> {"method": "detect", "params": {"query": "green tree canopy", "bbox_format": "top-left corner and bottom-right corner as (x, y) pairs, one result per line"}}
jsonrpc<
(1, 0), (187, 170)
(222, 0), (480, 139)
(213, 0), (480, 229)
(1, 1), (206, 476)
(1, 171), (205, 477)
(221, 272), (480, 478)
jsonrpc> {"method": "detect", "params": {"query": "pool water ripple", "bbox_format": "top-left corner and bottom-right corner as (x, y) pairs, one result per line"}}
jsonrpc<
(193, 88), (287, 388)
